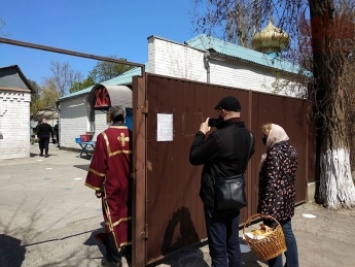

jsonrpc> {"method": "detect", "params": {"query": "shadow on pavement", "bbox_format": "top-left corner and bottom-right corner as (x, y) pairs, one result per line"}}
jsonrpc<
(158, 207), (209, 267)
(83, 227), (106, 257)
(73, 164), (90, 171)
(0, 234), (25, 267)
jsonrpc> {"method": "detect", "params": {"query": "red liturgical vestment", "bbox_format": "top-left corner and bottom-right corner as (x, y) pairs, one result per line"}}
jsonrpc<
(85, 125), (132, 251)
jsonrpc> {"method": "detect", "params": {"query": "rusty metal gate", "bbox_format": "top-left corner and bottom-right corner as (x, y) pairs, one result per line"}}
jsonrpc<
(132, 73), (315, 266)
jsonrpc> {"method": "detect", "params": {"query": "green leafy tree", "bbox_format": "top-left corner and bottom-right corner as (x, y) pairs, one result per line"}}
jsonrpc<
(193, 0), (355, 208)
(89, 56), (135, 83)
(28, 79), (43, 114)
(69, 76), (95, 94)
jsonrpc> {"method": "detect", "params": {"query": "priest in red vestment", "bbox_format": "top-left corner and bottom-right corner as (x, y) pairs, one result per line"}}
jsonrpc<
(85, 105), (132, 267)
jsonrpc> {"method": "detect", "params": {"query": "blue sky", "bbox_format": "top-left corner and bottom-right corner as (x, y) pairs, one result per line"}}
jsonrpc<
(0, 0), (197, 85)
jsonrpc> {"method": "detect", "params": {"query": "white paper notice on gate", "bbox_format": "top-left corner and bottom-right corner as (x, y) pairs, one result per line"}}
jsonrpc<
(157, 113), (173, 142)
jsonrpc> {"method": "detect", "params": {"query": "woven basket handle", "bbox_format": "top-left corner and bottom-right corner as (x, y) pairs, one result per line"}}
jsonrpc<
(243, 213), (281, 235)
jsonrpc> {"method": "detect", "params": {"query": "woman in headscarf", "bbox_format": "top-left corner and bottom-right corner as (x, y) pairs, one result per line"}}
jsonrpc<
(258, 123), (299, 267)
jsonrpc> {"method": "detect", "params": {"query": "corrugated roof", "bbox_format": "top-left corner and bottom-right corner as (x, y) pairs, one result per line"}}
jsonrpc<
(102, 65), (143, 86)
(59, 65), (144, 101)
(185, 34), (312, 76)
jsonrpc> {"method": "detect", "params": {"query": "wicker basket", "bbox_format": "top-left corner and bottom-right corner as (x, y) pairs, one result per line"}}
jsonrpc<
(243, 214), (286, 261)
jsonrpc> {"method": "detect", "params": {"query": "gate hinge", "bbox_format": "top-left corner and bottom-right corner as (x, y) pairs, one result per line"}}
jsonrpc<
(141, 100), (148, 114)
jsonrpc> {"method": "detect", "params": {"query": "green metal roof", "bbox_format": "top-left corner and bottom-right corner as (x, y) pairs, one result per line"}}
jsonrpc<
(60, 34), (311, 101)
(60, 65), (144, 101)
(185, 34), (312, 76)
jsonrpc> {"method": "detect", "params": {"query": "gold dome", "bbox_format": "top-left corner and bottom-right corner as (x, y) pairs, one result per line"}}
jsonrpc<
(252, 21), (290, 53)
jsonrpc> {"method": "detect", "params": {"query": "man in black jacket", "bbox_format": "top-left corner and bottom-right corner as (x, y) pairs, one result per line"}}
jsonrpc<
(189, 96), (254, 267)
(36, 118), (54, 157)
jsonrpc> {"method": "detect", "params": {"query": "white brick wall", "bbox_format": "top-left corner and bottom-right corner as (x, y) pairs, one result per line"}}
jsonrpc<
(148, 37), (206, 82)
(60, 96), (109, 149)
(60, 36), (306, 150)
(0, 91), (31, 160)
(209, 59), (305, 96)
(148, 36), (306, 97)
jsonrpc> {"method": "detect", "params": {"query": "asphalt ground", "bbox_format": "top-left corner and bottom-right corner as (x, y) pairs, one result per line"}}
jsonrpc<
(1, 143), (355, 267)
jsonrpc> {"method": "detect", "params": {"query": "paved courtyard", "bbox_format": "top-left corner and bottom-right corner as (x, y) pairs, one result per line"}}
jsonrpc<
(0, 143), (355, 267)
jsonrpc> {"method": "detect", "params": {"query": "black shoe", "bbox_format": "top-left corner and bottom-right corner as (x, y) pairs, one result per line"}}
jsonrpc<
(101, 258), (122, 267)
(45, 154), (49, 158)
(124, 249), (132, 262)
(39, 154), (43, 157)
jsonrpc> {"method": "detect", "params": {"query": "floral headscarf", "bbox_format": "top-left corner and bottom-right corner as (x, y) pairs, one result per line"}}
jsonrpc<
(266, 124), (289, 148)
(260, 123), (289, 167)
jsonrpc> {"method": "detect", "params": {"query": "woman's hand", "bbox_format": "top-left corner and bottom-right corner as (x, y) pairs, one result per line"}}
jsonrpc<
(259, 212), (271, 219)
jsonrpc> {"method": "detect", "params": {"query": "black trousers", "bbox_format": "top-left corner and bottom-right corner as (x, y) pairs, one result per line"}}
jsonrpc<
(38, 137), (50, 155)
(55, 132), (59, 146)
(105, 232), (122, 263)
(105, 232), (132, 263)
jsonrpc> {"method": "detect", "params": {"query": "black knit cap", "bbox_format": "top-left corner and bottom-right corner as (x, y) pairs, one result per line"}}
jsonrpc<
(214, 96), (241, 112)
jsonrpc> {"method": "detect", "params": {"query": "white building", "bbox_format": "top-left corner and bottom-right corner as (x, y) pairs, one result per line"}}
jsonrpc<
(0, 65), (32, 160)
(59, 33), (310, 150)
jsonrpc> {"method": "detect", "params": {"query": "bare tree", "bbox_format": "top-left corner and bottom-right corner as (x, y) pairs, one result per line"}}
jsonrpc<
(192, 0), (355, 208)
(0, 18), (6, 36)
(40, 78), (60, 108)
(50, 61), (82, 96)
(192, 0), (307, 48)
(309, 0), (355, 208)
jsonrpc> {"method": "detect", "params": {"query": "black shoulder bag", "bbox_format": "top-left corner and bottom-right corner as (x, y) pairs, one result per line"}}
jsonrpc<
(214, 132), (253, 210)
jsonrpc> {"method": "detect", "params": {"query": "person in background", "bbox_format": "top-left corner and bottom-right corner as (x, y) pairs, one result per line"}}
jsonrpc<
(36, 117), (53, 157)
(85, 106), (132, 267)
(53, 122), (60, 148)
(30, 115), (38, 136)
(189, 96), (254, 267)
(258, 123), (299, 267)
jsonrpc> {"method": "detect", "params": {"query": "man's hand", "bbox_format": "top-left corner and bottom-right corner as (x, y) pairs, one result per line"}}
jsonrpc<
(95, 190), (103, 198)
(199, 117), (211, 134)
